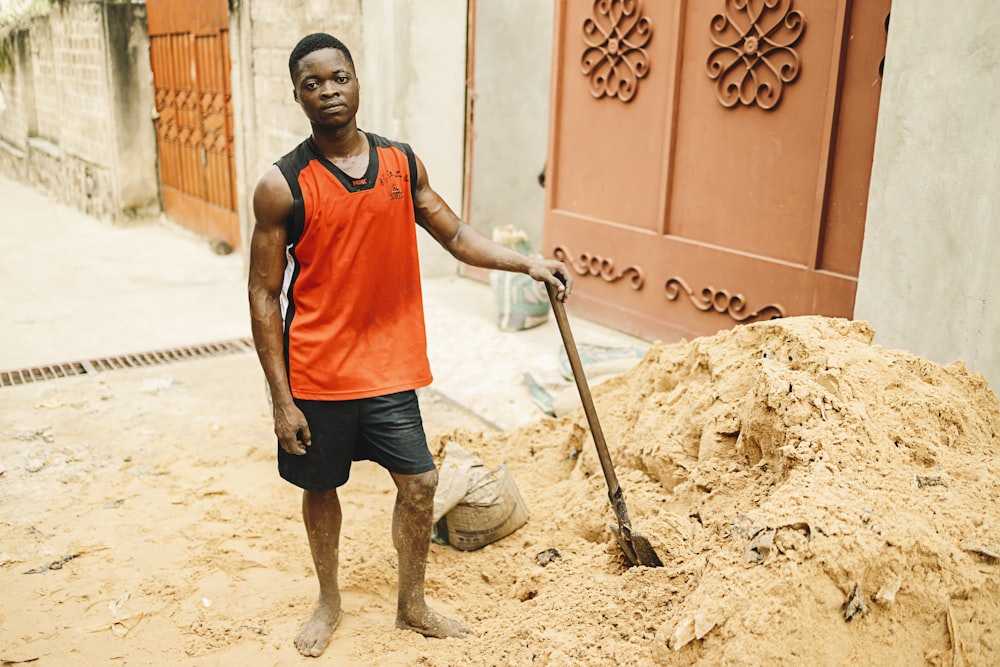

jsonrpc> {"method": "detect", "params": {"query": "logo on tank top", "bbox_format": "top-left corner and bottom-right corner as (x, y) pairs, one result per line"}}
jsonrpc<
(379, 166), (408, 201)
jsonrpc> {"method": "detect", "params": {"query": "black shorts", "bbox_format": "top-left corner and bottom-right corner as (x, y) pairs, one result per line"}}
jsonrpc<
(278, 390), (435, 491)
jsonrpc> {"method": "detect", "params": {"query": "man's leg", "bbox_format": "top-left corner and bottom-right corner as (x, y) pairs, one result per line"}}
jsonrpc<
(295, 488), (343, 657)
(390, 469), (471, 638)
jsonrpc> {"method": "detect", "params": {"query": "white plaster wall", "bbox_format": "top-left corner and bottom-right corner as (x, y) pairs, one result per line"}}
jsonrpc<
(360, 0), (468, 276)
(232, 0), (467, 276)
(230, 0), (363, 262)
(855, 0), (1000, 391)
(466, 0), (553, 252)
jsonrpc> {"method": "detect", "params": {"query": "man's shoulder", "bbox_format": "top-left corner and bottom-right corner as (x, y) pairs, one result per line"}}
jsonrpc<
(269, 138), (318, 198)
(275, 138), (314, 171)
(366, 131), (412, 155)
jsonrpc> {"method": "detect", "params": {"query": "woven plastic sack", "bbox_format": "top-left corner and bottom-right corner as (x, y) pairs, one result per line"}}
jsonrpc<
(490, 225), (550, 331)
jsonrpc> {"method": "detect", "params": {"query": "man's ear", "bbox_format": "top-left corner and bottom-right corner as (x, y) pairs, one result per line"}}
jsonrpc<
(292, 86), (299, 103)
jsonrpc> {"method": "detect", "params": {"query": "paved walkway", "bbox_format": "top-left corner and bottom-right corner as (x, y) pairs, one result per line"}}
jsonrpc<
(0, 174), (648, 430)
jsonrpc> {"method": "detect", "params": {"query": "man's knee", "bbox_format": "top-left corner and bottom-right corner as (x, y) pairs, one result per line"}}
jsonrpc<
(396, 469), (438, 506)
(305, 487), (340, 502)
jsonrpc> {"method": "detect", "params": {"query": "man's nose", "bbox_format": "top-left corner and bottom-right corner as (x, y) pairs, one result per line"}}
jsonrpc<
(320, 81), (339, 97)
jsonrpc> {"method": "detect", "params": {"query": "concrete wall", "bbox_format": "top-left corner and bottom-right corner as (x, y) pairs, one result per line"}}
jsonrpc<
(0, 28), (33, 179)
(855, 0), (1000, 391)
(230, 0), (362, 258)
(466, 0), (553, 253)
(104, 1), (158, 217)
(360, 0), (467, 276)
(3, 1), (509, 276)
(0, 1), (158, 222)
(232, 0), (468, 276)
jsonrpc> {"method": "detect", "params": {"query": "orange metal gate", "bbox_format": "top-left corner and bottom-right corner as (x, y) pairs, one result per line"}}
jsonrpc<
(147, 0), (239, 249)
(544, 0), (891, 342)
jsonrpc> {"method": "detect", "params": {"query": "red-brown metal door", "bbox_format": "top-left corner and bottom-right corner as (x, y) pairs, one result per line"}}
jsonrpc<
(147, 0), (239, 249)
(544, 0), (891, 341)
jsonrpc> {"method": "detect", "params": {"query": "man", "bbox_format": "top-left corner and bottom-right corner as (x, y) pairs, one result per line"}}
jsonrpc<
(248, 33), (572, 658)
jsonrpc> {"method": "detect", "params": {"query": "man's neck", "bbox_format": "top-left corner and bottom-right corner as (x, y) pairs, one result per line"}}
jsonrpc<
(311, 123), (365, 160)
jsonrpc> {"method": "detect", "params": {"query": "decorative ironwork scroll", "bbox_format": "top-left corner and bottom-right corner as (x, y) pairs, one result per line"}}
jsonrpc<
(554, 246), (645, 289)
(664, 276), (785, 322)
(706, 0), (806, 110)
(581, 0), (653, 102)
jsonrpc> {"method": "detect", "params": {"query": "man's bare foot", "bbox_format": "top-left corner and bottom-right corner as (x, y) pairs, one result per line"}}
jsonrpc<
(396, 606), (471, 639)
(295, 601), (343, 657)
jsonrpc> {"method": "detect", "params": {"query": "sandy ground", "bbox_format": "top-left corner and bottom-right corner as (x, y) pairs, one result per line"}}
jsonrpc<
(0, 171), (645, 434)
(0, 354), (500, 666)
(3, 316), (999, 666)
(1, 176), (998, 665)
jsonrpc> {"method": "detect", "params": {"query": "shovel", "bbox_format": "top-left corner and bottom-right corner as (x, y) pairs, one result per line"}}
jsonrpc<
(545, 282), (663, 567)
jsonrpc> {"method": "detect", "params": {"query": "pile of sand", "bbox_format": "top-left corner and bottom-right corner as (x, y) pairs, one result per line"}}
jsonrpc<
(2, 316), (996, 665)
(427, 316), (999, 665)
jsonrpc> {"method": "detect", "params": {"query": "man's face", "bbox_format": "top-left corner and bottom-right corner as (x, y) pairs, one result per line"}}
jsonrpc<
(292, 48), (360, 128)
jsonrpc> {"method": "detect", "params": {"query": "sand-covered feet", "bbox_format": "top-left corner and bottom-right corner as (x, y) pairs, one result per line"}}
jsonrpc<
(294, 602), (343, 657)
(396, 606), (471, 639)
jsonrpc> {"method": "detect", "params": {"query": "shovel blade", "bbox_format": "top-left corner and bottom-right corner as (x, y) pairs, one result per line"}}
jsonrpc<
(614, 522), (663, 568)
(628, 531), (663, 568)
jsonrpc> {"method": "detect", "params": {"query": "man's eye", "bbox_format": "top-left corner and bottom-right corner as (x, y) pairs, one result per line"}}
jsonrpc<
(336, 77), (348, 84)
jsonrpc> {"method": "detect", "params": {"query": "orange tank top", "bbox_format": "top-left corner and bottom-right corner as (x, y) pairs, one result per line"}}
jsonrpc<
(274, 132), (432, 400)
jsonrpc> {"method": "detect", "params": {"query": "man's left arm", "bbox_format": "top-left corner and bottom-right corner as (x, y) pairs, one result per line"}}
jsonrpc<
(412, 153), (573, 300)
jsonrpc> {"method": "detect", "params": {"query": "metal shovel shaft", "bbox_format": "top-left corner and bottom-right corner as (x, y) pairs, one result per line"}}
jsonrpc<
(546, 285), (625, 502)
(546, 282), (662, 567)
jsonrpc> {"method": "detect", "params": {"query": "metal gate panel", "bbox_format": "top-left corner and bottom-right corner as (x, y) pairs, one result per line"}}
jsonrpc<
(147, 0), (228, 37)
(819, 1), (892, 276)
(148, 0), (239, 249)
(547, 1), (677, 234)
(668, 0), (842, 265)
(544, 0), (890, 342)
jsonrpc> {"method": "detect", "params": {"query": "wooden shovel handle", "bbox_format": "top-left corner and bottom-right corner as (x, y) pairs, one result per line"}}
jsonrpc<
(545, 282), (622, 498)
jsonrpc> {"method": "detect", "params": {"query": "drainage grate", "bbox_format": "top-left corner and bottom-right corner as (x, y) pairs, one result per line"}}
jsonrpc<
(0, 337), (256, 388)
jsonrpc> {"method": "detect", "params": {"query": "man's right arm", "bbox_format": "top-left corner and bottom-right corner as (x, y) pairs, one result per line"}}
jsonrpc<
(249, 167), (311, 455)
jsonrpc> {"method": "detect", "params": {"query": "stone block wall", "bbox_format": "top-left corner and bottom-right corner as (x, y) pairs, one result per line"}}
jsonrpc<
(230, 0), (468, 276)
(48, 2), (113, 164)
(230, 0), (363, 251)
(29, 16), (58, 144)
(26, 2), (116, 219)
(0, 0), (158, 223)
(0, 28), (32, 179)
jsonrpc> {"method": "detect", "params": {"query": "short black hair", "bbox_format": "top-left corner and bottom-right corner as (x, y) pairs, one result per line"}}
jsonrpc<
(288, 33), (354, 82)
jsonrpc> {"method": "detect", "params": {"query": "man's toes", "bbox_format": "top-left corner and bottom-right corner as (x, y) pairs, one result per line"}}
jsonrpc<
(295, 631), (320, 656)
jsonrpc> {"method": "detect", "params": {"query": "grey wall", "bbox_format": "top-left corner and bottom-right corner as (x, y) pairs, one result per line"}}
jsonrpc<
(0, 2), (158, 222)
(104, 2), (158, 218)
(855, 0), (1000, 391)
(231, 0), (468, 276)
(466, 0), (553, 254)
(229, 0), (362, 260)
(359, 0), (468, 276)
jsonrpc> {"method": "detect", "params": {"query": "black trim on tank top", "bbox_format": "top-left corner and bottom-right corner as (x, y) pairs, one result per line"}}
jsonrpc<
(305, 133), (380, 193)
(274, 131), (417, 246)
(367, 133), (417, 201)
(275, 157), (306, 244)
